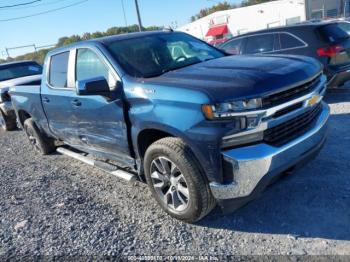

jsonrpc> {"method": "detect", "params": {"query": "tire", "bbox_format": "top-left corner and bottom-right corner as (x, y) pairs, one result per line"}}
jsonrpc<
(0, 110), (16, 131)
(144, 137), (216, 223)
(23, 118), (55, 155)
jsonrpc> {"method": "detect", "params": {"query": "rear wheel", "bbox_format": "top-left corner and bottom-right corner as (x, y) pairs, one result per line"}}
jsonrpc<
(144, 137), (216, 223)
(23, 118), (55, 155)
(0, 110), (16, 131)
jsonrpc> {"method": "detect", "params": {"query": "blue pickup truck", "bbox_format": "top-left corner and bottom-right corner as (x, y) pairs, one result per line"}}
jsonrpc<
(10, 31), (330, 222)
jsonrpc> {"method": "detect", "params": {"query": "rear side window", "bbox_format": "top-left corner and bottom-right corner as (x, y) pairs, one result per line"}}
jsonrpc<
(318, 24), (349, 43)
(244, 34), (274, 54)
(49, 52), (69, 88)
(221, 38), (244, 55)
(279, 33), (306, 49)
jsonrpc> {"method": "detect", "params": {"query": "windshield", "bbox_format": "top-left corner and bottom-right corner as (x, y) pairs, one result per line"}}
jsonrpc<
(0, 62), (42, 82)
(105, 32), (225, 78)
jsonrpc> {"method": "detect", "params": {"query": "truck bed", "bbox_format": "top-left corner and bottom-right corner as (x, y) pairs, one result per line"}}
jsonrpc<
(9, 85), (48, 129)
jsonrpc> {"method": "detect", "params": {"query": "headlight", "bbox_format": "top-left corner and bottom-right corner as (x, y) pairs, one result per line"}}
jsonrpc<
(202, 98), (262, 120)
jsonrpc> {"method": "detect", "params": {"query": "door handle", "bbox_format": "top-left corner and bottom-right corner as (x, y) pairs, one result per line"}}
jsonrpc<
(71, 99), (82, 107)
(42, 97), (50, 103)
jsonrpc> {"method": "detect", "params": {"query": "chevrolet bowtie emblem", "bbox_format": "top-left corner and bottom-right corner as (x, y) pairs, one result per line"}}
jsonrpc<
(307, 94), (321, 107)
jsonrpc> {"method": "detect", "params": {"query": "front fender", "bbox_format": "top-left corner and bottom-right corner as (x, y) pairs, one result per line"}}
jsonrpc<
(124, 79), (225, 183)
(131, 121), (223, 183)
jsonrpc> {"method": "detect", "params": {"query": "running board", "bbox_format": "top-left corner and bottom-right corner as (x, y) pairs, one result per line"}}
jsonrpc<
(56, 147), (136, 182)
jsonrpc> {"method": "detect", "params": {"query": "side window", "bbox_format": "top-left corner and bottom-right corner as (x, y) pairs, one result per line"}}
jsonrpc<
(279, 33), (305, 49)
(222, 38), (244, 55)
(76, 49), (110, 83)
(49, 52), (69, 88)
(244, 34), (274, 54)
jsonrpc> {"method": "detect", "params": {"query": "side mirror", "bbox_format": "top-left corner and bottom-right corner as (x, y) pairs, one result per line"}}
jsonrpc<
(76, 76), (110, 96)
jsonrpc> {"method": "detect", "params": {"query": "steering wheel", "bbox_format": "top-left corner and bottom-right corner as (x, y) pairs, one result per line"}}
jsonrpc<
(175, 56), (187, 62)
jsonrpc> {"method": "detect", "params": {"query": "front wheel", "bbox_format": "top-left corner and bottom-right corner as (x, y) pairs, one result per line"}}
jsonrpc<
(144, 137), (216, 223)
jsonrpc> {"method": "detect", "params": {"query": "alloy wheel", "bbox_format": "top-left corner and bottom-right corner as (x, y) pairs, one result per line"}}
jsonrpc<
(150, 157), (190, 213)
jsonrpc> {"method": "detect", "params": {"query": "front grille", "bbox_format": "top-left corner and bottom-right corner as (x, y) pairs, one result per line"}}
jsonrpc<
(264, 103), (322, 146)
(273, 102), (303, 118)
(262, 74), (321, 108)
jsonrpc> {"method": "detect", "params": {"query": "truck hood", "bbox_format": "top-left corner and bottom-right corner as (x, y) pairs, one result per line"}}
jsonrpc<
(142, 55), (322, 102)
(0, 74), (41, 92)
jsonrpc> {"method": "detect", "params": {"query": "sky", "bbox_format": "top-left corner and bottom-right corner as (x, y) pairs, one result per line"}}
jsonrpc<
(0, 0), (242, 58)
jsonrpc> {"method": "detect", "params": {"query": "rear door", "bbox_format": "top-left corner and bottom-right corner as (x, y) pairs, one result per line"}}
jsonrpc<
(41, 51), (80, 145)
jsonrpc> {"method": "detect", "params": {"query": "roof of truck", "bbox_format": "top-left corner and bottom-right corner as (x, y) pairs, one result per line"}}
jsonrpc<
(95, 30), (174, 44)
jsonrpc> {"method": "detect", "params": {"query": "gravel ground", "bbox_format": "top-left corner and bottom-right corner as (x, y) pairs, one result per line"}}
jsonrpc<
(0, 90), (350, 259)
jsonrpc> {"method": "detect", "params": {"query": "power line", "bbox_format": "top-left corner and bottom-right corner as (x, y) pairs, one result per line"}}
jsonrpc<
(0, 0), (42, 9)
(121, 0), (128, 27)
(0, 0), (71, 11)
(0, 0), (89, 22)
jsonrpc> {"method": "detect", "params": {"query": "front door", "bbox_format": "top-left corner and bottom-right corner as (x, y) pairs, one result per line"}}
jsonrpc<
(73, 47), (132, 164)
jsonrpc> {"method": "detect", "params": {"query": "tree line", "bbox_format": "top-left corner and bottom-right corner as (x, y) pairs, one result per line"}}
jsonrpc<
(0, 24), (161, 65)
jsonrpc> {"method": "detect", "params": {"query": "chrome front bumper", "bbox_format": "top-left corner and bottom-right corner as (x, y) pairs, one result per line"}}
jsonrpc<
(210, 101), (330, 200)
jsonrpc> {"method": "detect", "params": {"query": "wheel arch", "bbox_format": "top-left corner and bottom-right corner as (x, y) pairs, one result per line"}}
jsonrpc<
(17, 110), (32, 127)
(134, 124), (210, 181)
(137, 128), (175, 160)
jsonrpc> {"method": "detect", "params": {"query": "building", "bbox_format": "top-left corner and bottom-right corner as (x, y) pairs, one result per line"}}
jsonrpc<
(179, 0), (306, 44)
(306, 0), (350, 19)
(179, 0), (350, 44)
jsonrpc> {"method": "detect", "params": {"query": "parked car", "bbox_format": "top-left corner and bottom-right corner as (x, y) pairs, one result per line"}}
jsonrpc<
(10, 31), (329, 222)
(219, 21), (350, 88)
(0, 61), (42, 131)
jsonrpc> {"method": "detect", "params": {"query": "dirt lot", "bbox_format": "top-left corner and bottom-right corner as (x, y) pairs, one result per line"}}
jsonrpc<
(0, 90), (349, 258)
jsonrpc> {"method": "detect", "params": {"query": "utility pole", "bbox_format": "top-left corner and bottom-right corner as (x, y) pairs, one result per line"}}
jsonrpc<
(134, 0), (143, 32)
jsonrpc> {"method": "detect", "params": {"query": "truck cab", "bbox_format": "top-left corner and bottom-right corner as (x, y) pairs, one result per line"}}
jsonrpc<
(10, 31), (330, 222)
